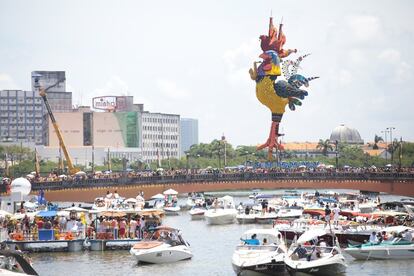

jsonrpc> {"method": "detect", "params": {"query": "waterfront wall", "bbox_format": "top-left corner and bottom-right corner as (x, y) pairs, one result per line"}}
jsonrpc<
(40, 179), (414, 202)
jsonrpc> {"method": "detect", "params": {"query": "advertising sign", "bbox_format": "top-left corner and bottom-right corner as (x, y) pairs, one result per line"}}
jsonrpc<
(93, 96), (117, 110)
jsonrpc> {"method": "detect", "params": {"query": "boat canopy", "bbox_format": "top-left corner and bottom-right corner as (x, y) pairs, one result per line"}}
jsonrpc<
(297, 229), (328, 244)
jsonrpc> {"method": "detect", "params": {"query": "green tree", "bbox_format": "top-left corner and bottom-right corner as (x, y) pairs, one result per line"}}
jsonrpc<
(373, 135), (383, 150)
(317, 139), (333, 156)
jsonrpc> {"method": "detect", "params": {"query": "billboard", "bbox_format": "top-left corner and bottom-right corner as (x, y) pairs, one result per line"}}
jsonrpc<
(92, 96), (134, 111)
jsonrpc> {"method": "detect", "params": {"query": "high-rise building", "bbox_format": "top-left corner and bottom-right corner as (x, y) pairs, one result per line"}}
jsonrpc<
(139, 112), (181, 162)
(180, 118), (198, 155)
(31, 71), (73, 112)
(0, 90), (44, 144)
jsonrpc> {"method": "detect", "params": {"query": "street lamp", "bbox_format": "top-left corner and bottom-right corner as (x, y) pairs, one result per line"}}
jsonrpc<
(387, 127), (396, 164)
(381, 129), (390, 162)
(335, 140), (339, 169)
(186, 153), (190, 172)
(244, 151), (249, 166)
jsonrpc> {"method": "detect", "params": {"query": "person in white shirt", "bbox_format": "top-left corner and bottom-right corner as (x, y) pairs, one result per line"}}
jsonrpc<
(332, 204), (340, 227)
(403, 230), (413, 242)
(369, 232), (379, 244)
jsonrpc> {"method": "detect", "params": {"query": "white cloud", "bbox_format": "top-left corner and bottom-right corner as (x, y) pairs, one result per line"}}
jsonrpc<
(94, 76), (129, 96)
(347, 15), (382, 41)
(223, 39), (257, 85)
(378, 49), (401, 64)
(337, 69), (353, 86)
(156, 79), (189, 99)
(0, 73), (19, 89)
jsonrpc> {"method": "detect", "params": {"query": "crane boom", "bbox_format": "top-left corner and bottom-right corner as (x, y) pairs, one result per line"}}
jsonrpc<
(39, 88), (79, 175)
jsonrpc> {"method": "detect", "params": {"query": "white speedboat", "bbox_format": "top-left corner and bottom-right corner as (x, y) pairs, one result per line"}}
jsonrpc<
(236, 213), (257, 224)
(276, 207), (303, 219)
(284, 229), (347, 275)
(345, 226), (414, 260)
(232, 229), (287, 275)
(204, 196), (237, 225)
(163, 205), (180, 216)
(130, 227), (192, 264)
(188, 206), (207, 220)
(255, 212), (278, 224)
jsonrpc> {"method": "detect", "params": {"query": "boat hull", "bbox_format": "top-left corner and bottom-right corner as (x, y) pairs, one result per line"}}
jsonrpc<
(286, 262), (346, 276)
(131, 245), (193, 264)
(345, 245), (414, 260)
(205, 210), (237, 225)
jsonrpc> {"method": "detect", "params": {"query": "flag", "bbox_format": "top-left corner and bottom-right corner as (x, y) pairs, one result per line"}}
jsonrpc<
(157, 149), (161, 168)
(4, 153), (9, 177)
(34, 148), (40, 177)
(107, 148), (112, 171)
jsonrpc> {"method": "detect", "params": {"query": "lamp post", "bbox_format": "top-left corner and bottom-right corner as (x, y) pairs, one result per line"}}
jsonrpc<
(244, 151), (249, 166)
(335, 140), (339, 169)
(186, 153), (190, 172)
(387, 127), (396, 164)
(381, 129), (390, 162)
(221, 134), (227, 168)
(398, 137), (403, 171)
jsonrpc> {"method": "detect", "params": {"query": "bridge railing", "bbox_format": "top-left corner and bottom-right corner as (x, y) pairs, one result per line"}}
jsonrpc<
(29, 172), (414, 191)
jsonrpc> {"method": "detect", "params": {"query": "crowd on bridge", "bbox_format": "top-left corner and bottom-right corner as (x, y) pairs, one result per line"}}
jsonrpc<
(1, 165), (414, 190)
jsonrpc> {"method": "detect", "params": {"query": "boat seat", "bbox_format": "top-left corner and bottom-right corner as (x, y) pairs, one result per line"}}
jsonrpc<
(132, 241), (163, 249)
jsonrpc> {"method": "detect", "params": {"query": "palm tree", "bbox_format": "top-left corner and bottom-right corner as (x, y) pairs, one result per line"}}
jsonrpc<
(317, 139), (333, 156)
(373, 134), (383, 149)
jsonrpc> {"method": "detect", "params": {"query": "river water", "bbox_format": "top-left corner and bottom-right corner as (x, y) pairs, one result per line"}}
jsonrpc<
(30, 190), (414, 276)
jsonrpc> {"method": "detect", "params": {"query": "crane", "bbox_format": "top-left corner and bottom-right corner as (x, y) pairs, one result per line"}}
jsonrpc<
(33, 75), (80, 175)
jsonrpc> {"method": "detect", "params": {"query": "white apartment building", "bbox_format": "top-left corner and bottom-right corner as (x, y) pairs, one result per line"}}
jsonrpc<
(139, 112), (180, 162)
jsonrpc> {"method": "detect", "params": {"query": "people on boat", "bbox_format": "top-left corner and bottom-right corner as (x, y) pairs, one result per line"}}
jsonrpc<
(403, 229), (413, 242)
(291, 244), (307, 260)
(369, 231), (379, 244)
(241, 234), (260, 245)
(332, 204), (340, 227)
(262, 238), (268, 245)
(324, 205), (331, 230)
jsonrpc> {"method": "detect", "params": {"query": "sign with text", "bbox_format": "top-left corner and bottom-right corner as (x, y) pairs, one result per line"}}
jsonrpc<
(92, 96), (117, 110)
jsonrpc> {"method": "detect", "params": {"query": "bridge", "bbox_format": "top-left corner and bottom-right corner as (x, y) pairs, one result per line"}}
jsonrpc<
(25, 172), (414, 202)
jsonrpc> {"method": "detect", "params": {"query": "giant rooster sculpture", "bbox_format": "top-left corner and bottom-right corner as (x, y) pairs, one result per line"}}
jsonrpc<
(249, 17), (318, 160)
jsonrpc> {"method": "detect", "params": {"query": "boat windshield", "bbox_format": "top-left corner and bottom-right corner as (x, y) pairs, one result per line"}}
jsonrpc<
(290, 245), (339, 261)
(237, 244), (284, 253)
(147, 229), (186, 246)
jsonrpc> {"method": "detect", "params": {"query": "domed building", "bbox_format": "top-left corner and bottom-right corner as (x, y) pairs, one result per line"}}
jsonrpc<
(329, 124), (364, 144)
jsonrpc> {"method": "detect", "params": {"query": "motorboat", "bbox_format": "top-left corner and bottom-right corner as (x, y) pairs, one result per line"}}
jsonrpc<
(236, 204), (258, 224)
(204, 196), (237, 225)
(163, 205), (180, 216)
(236, 213), (257, 224)
(184, 194), (205, 210)
(284, 229), (347, 275)
(345, 226), (414, 260)
(0, 249), (38, 275)
(232, 229), (287, 275)
(130, 226), (192, 264)
(276, 207), (303, 219)
(255, 212), (278, 224)
(188, 206), (207, 220)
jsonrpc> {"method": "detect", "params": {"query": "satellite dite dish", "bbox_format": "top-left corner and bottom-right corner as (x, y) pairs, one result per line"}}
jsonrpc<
(10, 177), (32, 196)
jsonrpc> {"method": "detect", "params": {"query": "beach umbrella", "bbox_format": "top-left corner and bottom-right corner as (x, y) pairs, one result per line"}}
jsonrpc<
(163, 188), (178, 195)
(58, 175), (67, 179)
(100, 211), (126, 217)
(385, 164), (393, 168)
(0, 210), (12, 217)
(75, 171), (86, 176)
(57, 210), (70, 217)
(26, 174), (35, 179)
(125, 198), (137, 204)
(64, 206), (89, 212)
(151, 193), (165, 200)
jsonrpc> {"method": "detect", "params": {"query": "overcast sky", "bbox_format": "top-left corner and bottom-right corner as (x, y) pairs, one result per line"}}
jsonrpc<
(0, 0), (413, 146)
